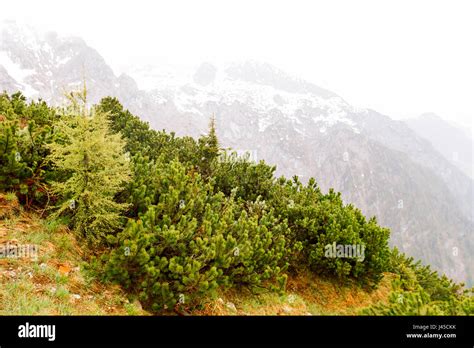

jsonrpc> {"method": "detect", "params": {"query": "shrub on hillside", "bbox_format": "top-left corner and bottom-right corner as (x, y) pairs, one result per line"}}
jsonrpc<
(362, 286), (474, 315)
(212, 150), (276, 202)
(270, 177), (391, 286)
(98, 97), (201, 166)
(389, 248), (466, 301)
(102, 158), (299, 311)
(362, 249), (474, 315)
(0, 92), (57, 206)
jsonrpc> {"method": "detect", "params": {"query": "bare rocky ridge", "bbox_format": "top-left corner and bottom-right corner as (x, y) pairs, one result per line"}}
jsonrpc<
(1, 22), (472, 285)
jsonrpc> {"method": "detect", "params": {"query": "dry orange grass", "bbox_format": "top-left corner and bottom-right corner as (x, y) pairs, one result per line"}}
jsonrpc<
(0, 208), (146, 315)
(193, 270), (394, 316)
(0, 192), (21, 219)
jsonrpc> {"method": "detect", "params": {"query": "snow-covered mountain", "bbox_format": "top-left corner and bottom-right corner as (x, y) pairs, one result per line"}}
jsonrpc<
(1, 22), (473, 285)
(126, 60), (360, 135)
(0, 21), (155, 117)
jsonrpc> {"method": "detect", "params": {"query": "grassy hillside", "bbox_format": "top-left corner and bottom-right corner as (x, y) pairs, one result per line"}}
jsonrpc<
(0, 203), (393, 315)
(0, 91), (472, 316)
(0, 200), (145, 315)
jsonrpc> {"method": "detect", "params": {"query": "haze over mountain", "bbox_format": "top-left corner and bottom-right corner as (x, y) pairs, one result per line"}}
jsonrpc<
(404, 113), (473, 179)
(0, 22), (472, 285)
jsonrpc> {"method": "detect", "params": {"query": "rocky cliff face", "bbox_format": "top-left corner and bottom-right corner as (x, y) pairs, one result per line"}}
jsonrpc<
(1, 22), (472, 285)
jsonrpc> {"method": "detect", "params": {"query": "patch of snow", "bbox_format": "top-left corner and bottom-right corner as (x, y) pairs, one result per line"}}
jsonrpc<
(22, 83), (38, 98)
(294, 126), (305, 136)
(152, 93), (167, 104)
(56, 56), (70, 66)
(0, 51), (35, 83)
(258, 116), (274, 132)
(0, 50), (39, 97)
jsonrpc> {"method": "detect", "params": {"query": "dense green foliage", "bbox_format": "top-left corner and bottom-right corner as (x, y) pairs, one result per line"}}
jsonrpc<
(97, 97), (200, 166)
(103, 157), (297, 309)
(46, 91), (131, 246)
(0, 92), (57, 207)
(362, 248), (474, 315)
(2, 91), (471, 314)
(97, 97), (391, 305)
(267, 177), (390, 285)
(212, 151), (276, 202)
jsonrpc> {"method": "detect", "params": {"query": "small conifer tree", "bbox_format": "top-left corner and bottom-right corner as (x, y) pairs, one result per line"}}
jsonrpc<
(47, 87), (131, 246)
(198, 115), (219, 178)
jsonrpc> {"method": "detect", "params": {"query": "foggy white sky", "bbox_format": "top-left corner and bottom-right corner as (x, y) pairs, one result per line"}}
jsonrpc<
(1, 0), (473, 127)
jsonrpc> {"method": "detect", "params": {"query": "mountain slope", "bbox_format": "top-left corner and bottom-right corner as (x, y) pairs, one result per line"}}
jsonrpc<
(0, 23), (472, 285)
(0, 21), (157, 123)
(0, 197), (394, 315)
(404, 113), (473, 179)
